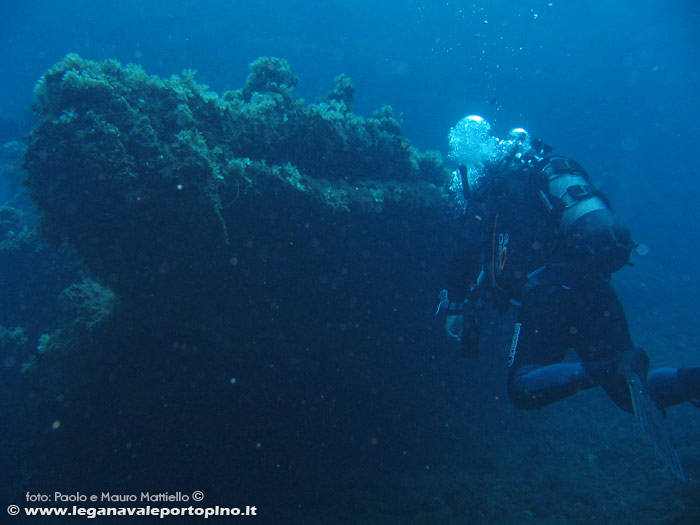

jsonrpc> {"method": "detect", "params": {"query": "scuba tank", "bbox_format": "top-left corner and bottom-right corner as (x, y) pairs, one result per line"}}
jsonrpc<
(537, 156), (634, 274)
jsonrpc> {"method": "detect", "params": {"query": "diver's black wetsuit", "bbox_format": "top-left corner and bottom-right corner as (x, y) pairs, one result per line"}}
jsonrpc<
(447, 156), (699, 412)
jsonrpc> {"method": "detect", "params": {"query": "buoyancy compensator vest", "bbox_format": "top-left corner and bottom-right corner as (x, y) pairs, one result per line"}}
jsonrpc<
(536, 156), (634, 274)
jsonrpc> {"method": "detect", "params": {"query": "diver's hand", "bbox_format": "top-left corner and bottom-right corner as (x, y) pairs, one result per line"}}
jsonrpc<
(445, 314), (464, 341)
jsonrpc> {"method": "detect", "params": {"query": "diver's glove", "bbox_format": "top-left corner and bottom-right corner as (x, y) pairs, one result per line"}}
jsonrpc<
(439, 290), (465, 341)
(445, 312), (464, 341)
(438, 290), (481, 358)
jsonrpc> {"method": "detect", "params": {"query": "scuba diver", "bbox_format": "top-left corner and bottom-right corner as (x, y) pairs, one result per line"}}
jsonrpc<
(439, 115), (700, 480)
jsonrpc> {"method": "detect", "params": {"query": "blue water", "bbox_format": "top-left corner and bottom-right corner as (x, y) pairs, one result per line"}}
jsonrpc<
(2, 2), (700, 523)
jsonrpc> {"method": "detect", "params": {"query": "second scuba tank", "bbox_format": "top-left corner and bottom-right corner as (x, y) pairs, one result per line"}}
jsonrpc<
(539, 156), (634, 274)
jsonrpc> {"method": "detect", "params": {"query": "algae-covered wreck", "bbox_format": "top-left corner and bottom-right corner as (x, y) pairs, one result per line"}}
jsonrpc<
(12, 54), (465, 511)
(24, 54), (456, 323)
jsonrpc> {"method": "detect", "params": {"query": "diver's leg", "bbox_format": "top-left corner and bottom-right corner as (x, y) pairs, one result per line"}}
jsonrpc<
(570, 278), (700, 410)
(570, 275), (649, 413)
(648, 368), (700, 408)
(507, 283), (595, 410)
(510, 363), (595, 410)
